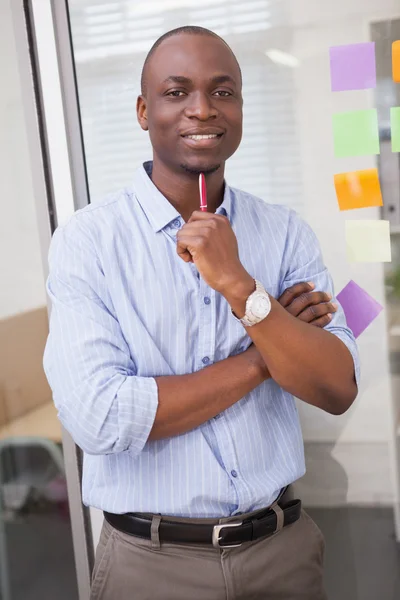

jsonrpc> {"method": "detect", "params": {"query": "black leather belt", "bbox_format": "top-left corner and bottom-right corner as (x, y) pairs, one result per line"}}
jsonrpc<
(104, 498), (301, 549)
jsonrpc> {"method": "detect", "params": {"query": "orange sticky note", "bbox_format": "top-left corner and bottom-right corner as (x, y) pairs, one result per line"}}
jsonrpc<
(393, 41), (400, 83)
(334, 169), (383, 211)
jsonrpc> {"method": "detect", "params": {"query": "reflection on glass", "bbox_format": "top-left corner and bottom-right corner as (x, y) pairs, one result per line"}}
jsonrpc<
(67, 1), (400, 599)
(0, 1), (78, 599)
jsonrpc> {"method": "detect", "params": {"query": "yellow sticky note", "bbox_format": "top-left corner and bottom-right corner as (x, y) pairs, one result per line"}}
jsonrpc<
(393, 41), (400, 83)
(334, 169), (383, 211)
(345, 220), (391, 263)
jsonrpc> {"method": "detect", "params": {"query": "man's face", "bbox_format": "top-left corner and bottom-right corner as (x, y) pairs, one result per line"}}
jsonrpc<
(137, 34), (243, 175)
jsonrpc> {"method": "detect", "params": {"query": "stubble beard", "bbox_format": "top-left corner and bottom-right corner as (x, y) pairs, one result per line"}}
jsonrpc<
(180, 163), (221, 176)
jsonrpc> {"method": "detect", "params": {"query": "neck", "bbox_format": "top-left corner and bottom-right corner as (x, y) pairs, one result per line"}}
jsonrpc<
(150, 155), (226, 222)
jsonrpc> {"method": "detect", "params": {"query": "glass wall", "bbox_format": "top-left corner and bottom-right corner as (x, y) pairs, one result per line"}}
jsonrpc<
(0, 0), (78, 598)
(63, 1), (400, 598)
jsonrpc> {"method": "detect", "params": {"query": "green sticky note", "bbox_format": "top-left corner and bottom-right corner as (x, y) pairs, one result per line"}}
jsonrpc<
(391, 107), (400, 152)
(333, 109), (380, 158)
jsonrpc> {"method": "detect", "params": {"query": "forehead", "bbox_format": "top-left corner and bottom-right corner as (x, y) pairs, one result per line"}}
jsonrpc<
(147, 34), (241, 87)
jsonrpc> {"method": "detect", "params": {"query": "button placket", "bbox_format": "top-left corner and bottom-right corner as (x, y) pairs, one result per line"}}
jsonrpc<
(211, 417), (252, 514)
(198, 282), (216, 371)
(197, 282), (250, 513)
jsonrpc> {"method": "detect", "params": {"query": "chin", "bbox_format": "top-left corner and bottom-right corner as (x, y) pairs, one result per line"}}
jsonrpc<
(180, 162), (221, 176)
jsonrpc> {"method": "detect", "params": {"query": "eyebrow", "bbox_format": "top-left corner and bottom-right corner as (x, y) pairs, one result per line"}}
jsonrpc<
(161, 74), (237, 86)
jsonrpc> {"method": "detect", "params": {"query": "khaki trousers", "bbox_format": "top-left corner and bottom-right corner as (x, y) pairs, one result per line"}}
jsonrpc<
(90, 506), (327, 600)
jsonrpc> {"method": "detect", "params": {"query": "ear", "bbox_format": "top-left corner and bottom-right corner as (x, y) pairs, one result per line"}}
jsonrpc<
(136, 95), (148, 131)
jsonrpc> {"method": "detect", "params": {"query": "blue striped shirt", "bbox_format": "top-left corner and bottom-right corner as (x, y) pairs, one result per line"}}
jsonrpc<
(43, 161), (360, 518)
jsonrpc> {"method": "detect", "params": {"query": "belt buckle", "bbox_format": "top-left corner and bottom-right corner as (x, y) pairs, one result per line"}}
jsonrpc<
(212, 521), (243, 549)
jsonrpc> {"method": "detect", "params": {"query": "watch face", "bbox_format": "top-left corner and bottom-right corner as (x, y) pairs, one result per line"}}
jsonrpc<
(252, 293), (271, 318)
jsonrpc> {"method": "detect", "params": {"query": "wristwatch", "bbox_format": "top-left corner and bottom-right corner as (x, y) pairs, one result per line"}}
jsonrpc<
(231, 279), (272, 327)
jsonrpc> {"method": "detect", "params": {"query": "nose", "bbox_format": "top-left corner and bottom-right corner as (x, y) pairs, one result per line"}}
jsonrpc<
(184, 91), (218, 120)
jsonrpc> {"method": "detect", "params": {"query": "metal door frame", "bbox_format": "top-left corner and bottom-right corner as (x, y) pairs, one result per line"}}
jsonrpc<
(10, 1), (93, 598)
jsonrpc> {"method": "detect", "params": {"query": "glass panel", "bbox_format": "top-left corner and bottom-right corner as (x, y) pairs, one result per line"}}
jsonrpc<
(0, 1), (78, 598)
(66, 1), (400, 598)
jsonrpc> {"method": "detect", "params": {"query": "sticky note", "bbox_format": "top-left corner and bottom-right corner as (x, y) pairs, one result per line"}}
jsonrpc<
(337, 280), (383, 338)
(330, 43), (376, 92)
(345, 220), (391, 263)
(334, 169), (383, 211)
(393, 41), (400, 83)
(391, 107), (400, 152)
(332, 110), (380, 158)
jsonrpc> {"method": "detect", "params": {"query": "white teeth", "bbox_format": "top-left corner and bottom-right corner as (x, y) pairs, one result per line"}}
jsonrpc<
(186, 134), (219, 140)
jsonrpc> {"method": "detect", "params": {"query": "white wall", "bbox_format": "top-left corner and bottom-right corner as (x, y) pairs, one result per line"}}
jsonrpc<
(0, 0), (47, 319)
(288, 0), (399, 505)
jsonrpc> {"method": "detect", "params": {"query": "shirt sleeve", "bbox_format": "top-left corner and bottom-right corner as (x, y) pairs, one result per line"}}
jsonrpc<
(43, 215), (158, 456)
(279, 210), (360, 388)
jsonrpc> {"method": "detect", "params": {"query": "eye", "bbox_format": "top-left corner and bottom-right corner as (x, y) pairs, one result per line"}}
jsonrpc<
(214, 90), (232, 97)
(166, 90), (186, 97)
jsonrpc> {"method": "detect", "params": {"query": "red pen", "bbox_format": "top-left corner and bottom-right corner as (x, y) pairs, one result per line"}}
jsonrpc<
(199, 173), (207, 212)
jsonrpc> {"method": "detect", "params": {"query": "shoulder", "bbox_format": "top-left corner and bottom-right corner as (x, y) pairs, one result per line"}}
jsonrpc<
(230, 185), (298, 230)
(53, 187), (134, 247)
(229, 186), (320, 258)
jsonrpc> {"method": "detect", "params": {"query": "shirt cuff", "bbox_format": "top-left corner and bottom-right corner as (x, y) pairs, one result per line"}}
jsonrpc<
(114, 375), (159, 456)
(334, 332), (361, 389)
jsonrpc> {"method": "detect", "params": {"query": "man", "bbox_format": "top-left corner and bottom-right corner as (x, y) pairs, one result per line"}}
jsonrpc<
(43, 26), (359, 599)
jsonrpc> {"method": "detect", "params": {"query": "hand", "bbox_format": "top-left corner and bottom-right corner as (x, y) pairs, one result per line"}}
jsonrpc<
(176, 211), (248, 294)
(278, 282), (337, 328)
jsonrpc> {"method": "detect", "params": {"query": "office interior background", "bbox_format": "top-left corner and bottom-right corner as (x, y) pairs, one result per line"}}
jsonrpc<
(1, 0), (400, 598)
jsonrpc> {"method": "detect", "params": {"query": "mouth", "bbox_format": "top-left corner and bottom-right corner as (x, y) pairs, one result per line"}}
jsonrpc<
(181, 133), (224, 149)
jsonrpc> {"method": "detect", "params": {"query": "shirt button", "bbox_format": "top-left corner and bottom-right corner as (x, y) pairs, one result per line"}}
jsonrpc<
(202, 356), (210, 365)
(204, 296), (211, 305)
(231, 470), (238, 478)
(173, 218), (181, 228)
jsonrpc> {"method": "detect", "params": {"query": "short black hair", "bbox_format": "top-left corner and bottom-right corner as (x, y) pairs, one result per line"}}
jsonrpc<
(140, 25), (242, 96)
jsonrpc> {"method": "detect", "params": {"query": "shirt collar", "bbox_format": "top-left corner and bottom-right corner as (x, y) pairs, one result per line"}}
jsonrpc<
(132, 161), (232, 233)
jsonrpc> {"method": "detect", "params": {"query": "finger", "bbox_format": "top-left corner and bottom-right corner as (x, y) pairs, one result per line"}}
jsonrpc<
(188, 210), (212, 222)
(176, 248), (192, 262)
(185, 219), (215, 227)
(188, 211), (227, 223)
(176, 234), (206, 261)
(178, 224), (215, 238)
(297, 302), (338, 323)
(310, 314), (333, 328)
(176, 236), (194, 262)
(278, 282), (315, 308)
(285, 291), (333, 317)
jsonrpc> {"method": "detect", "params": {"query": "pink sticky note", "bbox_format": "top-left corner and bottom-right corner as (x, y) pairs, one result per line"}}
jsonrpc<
(330, 43), (376, 92)
(337, 280), (383, 338)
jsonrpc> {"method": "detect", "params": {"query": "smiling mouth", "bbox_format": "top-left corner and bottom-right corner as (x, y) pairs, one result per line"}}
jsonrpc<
(181, 133), (224, 148)
(182, 133), (223, 140)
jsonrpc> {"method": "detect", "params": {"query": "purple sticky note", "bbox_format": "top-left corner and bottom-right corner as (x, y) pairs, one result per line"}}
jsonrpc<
(336, 280), (383, 338)
(330, 43), (376, 92)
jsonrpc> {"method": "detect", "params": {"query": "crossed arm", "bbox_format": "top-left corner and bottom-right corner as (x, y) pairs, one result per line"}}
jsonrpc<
(44, 216), (359, 454)
(150, 283), (338, 440)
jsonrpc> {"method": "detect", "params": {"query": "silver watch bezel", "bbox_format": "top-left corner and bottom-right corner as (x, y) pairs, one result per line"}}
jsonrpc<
(237, 280), (271, 327)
